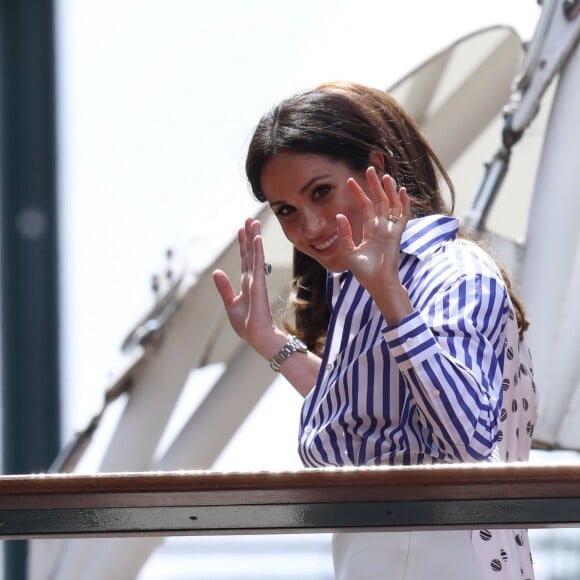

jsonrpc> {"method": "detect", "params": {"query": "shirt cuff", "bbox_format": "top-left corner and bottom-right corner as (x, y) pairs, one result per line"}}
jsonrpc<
(382, 310), (439, 369)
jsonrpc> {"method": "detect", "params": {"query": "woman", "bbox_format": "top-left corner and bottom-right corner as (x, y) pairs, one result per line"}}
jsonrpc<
(212, 82), (537, 579)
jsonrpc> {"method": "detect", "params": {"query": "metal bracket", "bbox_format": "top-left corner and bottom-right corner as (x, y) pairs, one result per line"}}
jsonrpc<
(464, 0), (580, 233)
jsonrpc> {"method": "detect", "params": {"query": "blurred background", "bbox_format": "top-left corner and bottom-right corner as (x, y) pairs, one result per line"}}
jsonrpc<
(57, 0), (541, 443)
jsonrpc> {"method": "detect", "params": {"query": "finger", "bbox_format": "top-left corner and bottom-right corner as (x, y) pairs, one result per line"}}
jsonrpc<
(249, 220), (266, 277)
(212, 269), (237, 307)
(240, 219), (258, 276)
(382, 174), (402, 217)
(365, 166), (388, 216)
(250, 218), (261, 233)
(252, 232), (267, 281)
(336, 213), (356, 254)
(251, 233), (275, 316)
(237, 227), (247, 275)
(244, 217), (257, 273)
(346, 177), (374, 220)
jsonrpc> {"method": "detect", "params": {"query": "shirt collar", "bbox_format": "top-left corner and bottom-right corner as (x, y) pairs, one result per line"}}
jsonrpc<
(400, 214), (459, 260)
(326, 270), (351, 311)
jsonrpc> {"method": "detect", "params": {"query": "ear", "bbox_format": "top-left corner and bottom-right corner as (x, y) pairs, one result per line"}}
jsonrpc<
(369, 150), (385, 173)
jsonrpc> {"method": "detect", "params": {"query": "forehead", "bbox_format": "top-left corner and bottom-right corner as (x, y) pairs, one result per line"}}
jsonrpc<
(260, 153), (348, 201)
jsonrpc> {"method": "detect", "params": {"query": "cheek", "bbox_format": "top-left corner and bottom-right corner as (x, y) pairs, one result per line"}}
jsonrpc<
(277, 220), (300, 245)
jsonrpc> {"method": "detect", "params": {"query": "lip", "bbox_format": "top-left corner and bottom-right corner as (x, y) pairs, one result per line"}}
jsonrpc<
(310, 233), (339, 254)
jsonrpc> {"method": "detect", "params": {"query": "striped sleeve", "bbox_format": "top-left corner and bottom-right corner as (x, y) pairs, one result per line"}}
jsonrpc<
(383, 271), (508, 462)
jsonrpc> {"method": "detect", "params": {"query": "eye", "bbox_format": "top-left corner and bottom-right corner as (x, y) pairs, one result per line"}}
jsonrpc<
(273, 204), (295, 218)
(312, 184), (331, 199)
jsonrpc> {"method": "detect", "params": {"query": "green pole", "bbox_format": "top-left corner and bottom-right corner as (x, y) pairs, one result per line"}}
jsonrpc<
(0, 0), (61, 578)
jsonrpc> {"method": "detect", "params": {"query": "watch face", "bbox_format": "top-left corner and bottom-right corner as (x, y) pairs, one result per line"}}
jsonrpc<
(295, 337), (308, 352)
(288, 335), (307, 353)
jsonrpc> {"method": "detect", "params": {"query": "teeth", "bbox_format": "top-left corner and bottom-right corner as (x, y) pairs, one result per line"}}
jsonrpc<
(314, 234), (338, 250)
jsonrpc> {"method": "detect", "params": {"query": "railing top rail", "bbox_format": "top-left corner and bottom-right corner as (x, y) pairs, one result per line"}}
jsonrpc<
(0, 463), (578, 538)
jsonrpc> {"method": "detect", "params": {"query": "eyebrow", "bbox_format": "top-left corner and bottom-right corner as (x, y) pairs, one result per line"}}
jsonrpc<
(269, 173), (333, 207)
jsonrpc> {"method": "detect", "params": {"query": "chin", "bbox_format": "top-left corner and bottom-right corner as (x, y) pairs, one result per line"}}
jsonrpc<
(320, 258), (348, 274)
(301, 248), (347, 273)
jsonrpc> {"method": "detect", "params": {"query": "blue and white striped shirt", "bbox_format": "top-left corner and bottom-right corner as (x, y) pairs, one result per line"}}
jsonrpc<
(298, 215), (515, 468)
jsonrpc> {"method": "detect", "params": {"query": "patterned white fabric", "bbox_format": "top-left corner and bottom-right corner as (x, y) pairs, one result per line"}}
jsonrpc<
(471, 309), (537, 579)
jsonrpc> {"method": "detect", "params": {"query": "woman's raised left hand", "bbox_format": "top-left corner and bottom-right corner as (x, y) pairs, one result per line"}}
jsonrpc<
(336, 166), (413, 323)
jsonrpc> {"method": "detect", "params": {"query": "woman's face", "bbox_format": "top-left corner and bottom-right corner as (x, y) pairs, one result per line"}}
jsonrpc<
(260, 152), (371, 273)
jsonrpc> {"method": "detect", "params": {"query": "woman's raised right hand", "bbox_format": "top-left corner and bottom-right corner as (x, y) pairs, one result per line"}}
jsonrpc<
(212, 218), (279, 356)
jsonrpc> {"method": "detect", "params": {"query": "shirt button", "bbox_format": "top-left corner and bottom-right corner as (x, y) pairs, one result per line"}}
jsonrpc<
(405, 337), (416, 346)
(326, 362), (334, 371)
(433, 389), (441, 398)
(304, 425), (312, 434)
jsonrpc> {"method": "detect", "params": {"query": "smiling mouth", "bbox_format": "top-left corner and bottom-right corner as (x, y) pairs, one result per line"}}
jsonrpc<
(313, 234), (338, 251)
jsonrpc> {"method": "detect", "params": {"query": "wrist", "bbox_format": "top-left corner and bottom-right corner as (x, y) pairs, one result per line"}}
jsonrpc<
(372, 283), (413, 325)
(251, 327), (290, 361)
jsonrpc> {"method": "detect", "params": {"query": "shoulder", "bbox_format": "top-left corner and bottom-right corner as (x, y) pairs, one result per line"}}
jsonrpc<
(407, 237), (509, 311)
(412, 236), (503, 281)
(401, 216), (501, 277)
(440, 237), (504, 281)
(401, 215), (510, 300)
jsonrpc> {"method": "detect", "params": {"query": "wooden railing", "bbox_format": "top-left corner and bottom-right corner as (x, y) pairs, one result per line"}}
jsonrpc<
(1, 462), (579, 539)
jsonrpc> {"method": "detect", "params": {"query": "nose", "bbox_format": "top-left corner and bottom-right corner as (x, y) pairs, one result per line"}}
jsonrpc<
(301, 207), (325, 239)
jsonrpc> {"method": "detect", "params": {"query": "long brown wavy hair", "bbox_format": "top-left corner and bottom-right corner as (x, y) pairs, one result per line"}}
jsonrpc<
(245, 81), (528, 354)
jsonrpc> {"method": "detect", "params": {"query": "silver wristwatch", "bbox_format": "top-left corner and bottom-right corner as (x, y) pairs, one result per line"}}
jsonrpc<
(269, 335), (308, 372)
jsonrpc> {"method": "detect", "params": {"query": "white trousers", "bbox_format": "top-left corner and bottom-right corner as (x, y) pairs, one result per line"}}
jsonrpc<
(332, 530), (483, 580)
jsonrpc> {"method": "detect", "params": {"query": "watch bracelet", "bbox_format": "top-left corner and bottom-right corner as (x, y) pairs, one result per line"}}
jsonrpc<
(269, 335), (306, 372)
